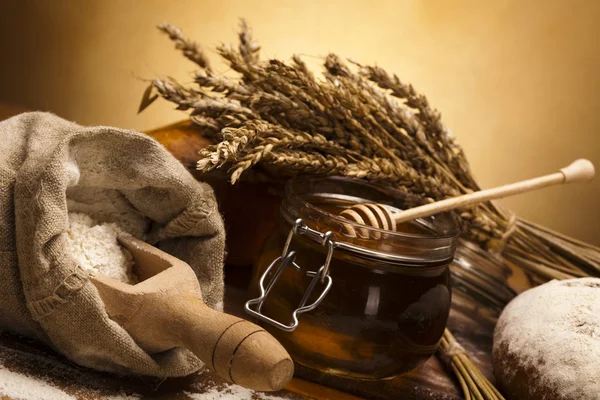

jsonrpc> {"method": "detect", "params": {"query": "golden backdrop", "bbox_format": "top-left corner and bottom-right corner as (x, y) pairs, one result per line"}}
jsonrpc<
(0, 0), (598, 244)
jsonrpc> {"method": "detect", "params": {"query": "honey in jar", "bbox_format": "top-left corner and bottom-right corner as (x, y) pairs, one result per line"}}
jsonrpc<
(247, 177), (459, 380)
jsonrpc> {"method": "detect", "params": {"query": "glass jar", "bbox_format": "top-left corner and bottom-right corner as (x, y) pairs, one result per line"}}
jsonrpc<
(450, 239), (517, 327)
(246, 177), (459, 380)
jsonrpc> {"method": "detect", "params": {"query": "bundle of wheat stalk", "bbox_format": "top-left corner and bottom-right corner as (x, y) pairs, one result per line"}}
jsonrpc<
(440, 329), (505, 400)
(141, 20), (598, 399)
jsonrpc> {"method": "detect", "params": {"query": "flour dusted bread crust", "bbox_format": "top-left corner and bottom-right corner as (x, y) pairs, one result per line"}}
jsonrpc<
(493, 278), (600, 400)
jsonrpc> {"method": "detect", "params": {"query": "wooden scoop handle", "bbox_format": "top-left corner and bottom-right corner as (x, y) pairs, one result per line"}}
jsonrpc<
(173, 297), (294, 391)
(91, 235), (293, 392)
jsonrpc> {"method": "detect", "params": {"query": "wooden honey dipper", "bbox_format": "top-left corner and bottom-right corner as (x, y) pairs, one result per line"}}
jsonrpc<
(339, 159), (595, 236)
(90, 236), (294, 392)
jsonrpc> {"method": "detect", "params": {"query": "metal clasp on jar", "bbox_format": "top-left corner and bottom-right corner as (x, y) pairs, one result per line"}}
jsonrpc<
(245, 218), (334, 332)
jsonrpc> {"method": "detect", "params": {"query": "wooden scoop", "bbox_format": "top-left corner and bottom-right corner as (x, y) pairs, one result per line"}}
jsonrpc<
(90, 236), (294, 392)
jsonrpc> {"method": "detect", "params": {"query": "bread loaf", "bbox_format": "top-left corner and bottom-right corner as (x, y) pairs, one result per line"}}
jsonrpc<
(493, 278), (600, 399)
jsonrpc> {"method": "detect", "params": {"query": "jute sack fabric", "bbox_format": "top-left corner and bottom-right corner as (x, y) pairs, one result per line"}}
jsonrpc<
(0, 112), (225, 377)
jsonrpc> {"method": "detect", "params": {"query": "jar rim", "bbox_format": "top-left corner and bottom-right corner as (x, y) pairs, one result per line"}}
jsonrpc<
(281, 176), (460, 264)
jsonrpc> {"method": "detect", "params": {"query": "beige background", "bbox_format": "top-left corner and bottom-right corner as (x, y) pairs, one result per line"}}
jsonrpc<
(0, 0), (598, 244)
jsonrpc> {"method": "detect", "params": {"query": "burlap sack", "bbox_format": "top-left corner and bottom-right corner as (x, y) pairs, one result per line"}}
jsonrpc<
(0, 112), (225, 377)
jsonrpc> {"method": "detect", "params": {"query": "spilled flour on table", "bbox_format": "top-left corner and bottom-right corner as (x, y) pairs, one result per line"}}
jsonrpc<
(184, 369), (293, 400)
(0, 364), (75, 400)
(184, 384), (289, 400)
(0, 334), (144, 400)
(0, 340), (291, 400)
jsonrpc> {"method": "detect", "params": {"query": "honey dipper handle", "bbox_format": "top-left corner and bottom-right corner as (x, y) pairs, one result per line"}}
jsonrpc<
(394, 159), (595, 225)
(176, 297), (294, 391)
(560, 158), (595, 183)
